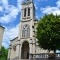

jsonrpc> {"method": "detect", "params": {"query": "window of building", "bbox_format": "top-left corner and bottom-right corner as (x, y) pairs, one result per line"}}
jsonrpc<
(22, 24), (30, 38)
(24, 8), (26, 17)
(28, 8), (30, 16)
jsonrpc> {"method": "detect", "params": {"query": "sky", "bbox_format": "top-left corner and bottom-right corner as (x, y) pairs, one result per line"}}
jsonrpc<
(0, 0), (60, 50)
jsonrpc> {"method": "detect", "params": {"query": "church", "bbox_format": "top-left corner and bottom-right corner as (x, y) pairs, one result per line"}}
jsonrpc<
(8, 0), (49, 60)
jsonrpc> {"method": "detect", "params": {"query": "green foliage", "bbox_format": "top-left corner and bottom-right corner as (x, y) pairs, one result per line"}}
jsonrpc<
(0, 46), (8, 60)
(36, 13), (60, 53)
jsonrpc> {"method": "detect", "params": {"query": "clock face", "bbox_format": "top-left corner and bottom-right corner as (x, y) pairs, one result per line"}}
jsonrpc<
(23, 24), (27, 29)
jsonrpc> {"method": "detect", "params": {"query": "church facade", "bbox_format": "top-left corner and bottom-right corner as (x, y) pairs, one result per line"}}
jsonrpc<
(8, 0), (49, 60)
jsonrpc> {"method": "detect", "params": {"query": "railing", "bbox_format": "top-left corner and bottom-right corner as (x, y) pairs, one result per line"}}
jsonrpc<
(8, 53), (60, 60)
(56, 53), (60, 57)
(30, 53), (60, 60)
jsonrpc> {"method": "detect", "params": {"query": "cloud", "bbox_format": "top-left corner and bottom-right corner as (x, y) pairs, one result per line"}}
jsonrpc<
(0, 0), (22, 24)
(34, 3), (38, 10)
(41, 0), (60, 15)
(0, 6), (19, 23)
(56, 0), (60, 8)
(2, 24), (19, 48)
(17, 0), (23, 10)
(0, 0), (22, 48)
(0, 6), (3, 11)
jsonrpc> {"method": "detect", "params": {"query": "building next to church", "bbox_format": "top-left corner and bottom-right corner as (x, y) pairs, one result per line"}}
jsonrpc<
(0, 26), (4, 49)
(8, 0), (50, 60)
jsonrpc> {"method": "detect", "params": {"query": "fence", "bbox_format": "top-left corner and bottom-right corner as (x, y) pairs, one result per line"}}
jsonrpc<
(8, 53), (60, 60)
(30, 53), (60, 60)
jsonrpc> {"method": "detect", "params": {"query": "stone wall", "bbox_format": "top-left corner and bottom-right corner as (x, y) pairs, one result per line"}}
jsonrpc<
(0, 26), (4, 49)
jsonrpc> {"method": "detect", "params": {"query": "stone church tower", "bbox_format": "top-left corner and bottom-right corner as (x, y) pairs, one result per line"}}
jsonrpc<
(8, 0), (48, 60)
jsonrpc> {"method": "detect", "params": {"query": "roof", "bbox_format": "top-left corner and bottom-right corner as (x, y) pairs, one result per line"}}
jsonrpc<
(0, 25), (5, 29)
(10, 37), (18, 41)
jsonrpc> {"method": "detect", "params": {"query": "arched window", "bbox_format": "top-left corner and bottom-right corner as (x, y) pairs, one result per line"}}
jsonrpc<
(28, 8), (30, 16)
(22, 24), (30, 38)
(24, 8), (26, 17)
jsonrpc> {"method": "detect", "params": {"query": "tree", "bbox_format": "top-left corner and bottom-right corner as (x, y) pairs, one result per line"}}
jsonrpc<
(36, 13), (60, 53)
(0, 46), (8, 60)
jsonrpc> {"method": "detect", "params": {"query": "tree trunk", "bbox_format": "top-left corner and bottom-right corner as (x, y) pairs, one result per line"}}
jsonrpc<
(54, 49), (56, 53)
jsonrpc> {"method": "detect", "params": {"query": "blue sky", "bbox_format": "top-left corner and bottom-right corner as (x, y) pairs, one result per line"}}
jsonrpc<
(0, 0), (60, 50)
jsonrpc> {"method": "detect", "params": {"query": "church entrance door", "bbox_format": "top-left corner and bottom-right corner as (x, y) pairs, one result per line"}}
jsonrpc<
(21, 41), (29, 59)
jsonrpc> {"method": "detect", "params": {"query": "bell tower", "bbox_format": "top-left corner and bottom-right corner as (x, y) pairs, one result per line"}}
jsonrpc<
(18, 0), (36, 59)
(20, 0), (35, 22)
